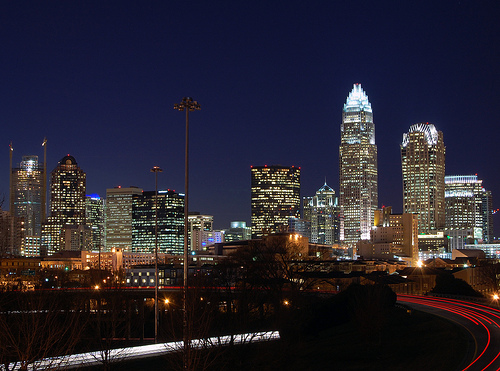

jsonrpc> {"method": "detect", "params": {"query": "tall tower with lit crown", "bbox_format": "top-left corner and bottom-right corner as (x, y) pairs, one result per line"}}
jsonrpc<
(303, 182), (340, 244)
(339, 84), (378, 244)
(41, 155), (87, 255)
(401, 123), (446, 233)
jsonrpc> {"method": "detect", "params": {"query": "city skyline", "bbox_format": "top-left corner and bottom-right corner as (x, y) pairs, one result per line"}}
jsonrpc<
(1, 1), (499, 230)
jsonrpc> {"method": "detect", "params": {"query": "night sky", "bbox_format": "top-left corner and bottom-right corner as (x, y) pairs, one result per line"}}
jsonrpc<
(1, 1), (499, 231)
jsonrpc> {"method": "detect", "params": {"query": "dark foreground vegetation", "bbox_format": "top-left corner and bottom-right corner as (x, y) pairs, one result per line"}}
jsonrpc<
(85, 284), (471, 371)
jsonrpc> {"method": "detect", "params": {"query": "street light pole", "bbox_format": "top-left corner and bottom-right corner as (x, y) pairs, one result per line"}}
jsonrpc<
(174, 97), (200, 370)
(151, 166), (163, 343)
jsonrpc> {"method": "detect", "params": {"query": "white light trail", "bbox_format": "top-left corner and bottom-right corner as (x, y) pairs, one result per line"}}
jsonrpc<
(5, 331), (280, 370)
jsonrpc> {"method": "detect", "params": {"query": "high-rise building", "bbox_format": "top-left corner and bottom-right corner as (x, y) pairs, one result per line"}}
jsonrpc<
(86, 194), (105, 251)
(444, 175), (484, 249)
(131, 190), (184, 254)
(401, 123), (446, 233)
(10, 156), (44, 256)
(482, 190), (494, 243)
(303, 182), (340, 245)
(188, 213), (214, 251)
(41, 155), (87, 255)
(251, 165), (300, 239)
(339, 84), (378, 244)
(105, 186), (143, 251)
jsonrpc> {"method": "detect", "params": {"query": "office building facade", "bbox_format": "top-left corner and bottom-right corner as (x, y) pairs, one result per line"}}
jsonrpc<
(401, 123), (446, 233)
(444, 175), (485, 249)
(131, 190), (184, 254)
(482, 190), (494, 243)
(251, 165), (300, 239)
(223, 221), (252, 242)
(105, 186), (143, 251)
(10, 155), (44, 256)
(188, 213), (214, 251)
(339, 84), (378, 243)
(303, 182), (340, 245)
(86, 194), (105, 251)
(41, 155), (87, 255)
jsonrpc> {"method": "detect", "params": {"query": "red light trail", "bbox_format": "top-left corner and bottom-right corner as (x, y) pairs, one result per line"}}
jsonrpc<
(399, 295), (500, 371)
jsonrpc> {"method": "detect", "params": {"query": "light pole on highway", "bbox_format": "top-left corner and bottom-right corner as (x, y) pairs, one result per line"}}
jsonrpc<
(174, 97), (200, 370)
(151, 165), (163, 343)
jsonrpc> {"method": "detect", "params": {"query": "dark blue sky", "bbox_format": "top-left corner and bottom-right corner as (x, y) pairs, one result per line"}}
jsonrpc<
(1, 1), (499, 230)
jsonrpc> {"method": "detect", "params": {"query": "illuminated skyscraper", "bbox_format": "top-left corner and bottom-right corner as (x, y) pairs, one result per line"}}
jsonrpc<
(251, 165), (300, 239)
(444, 175), (484, 249)
(482, 190), (494, 243)
(10, 156), (44, 256)
(188, 213), (214, 251)
(339, 84), (378, 243)
(303, 182), (340, 244)
(86, 194), (105, 251)
(105, 186), (143, 251)
(41, 155), (87, 255)
(401, 123), (446, 233)
(131, 190), (184, 254)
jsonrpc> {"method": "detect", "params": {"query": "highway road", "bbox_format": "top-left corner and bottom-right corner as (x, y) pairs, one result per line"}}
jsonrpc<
(399, 295), (500, 371)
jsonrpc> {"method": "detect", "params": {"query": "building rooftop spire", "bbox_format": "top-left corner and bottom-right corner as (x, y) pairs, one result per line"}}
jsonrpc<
(343, 83), (372, 113)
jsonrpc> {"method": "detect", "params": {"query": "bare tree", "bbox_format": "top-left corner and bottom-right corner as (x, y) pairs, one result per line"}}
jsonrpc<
(476, 261), (500, 293)
(0, 291), (87, 370)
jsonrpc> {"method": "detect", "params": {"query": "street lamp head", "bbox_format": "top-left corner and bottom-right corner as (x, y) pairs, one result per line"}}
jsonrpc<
(151, 166), (163, 173)
(174, 97), (201, 111)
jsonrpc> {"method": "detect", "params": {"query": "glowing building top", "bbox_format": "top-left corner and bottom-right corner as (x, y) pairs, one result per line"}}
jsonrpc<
(402, 122), (439, 147)
(343, 83), (373, 114)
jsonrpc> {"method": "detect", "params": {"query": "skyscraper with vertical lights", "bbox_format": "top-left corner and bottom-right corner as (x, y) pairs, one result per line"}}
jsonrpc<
(10, 156), (44, 256)
(339, 84), (378, 244)
(86, 194), (105, 251)
(41, 155), (87, 255)
(401, 123), (446, 233)
(482, 190), (494, 243)
(251, 165), (301, 239)
(131, 190), (184, 254)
